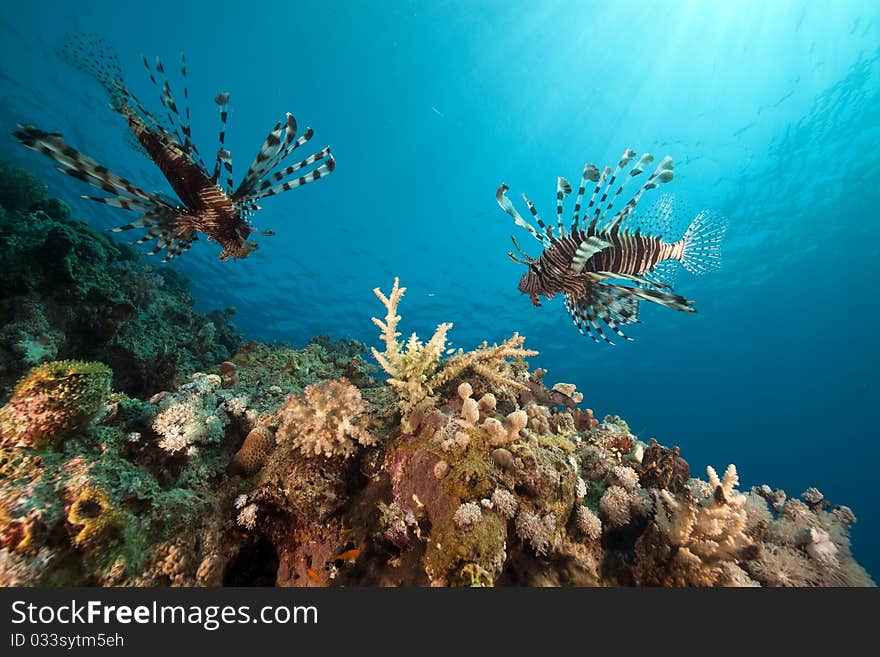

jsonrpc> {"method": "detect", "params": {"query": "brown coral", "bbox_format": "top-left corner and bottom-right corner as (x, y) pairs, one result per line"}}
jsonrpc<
(230, 426), (276, 474)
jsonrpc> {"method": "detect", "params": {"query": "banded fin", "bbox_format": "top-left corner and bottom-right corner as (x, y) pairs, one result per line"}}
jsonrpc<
(125, 210), (197, 262)
(142, 55), (188, 154)
(522, 192), (552, 237)
(212, 92), (232, 184)
(680, 209), (727, 274)
(11, 125), (174, 211)
(565, 288), (641, 344)
(609, 155), (675, 226)
(247, 152), (336, 201)
(570, 236), (612, 274)
(594, 148), (637, 222)
(643, 259), (679, 290)
(566, 277), (692, 345)
(600, 282), (695, 313)
(496, 184), (550, 246)
(556, 176), (571, 236)
(593, 270), (672, 291)
(233, 113), (333, 204)
(571, 163), (600, 231)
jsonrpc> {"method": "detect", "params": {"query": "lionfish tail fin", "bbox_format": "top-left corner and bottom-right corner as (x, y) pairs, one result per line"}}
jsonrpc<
(680, 209), (727, 275)
(57, 34), (127, 112)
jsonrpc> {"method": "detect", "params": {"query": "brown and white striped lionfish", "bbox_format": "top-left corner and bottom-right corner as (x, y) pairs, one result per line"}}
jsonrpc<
(496, 149), (726, 344)
(11, 34), (335, 262)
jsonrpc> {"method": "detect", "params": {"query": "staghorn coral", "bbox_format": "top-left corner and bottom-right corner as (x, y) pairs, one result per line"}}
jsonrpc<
(0, 360), (111, 449)
(276, 378), (376, 459)
(371, 278), (537, 426)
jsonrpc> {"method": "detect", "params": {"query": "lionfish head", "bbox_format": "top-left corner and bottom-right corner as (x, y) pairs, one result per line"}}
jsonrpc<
(218, 221), (259, 260)
(518, 264), (545, 307)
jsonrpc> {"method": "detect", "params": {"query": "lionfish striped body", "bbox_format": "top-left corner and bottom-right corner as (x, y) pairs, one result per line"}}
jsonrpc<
(497, 149), (726, 343)
(12, 34), (335, 262)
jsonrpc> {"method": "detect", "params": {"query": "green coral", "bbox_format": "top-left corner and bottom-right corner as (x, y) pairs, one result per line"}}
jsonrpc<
(0, 162), (48, 213)
(0, 161), (241, 397)
(0, 360), (112, 449)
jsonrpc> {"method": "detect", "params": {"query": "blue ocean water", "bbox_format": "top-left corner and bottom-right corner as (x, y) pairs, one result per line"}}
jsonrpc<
(1, 0), (877, 580)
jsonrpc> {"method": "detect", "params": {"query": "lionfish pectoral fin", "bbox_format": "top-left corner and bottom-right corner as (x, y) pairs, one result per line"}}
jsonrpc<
(600, 282), (695, 313)
(570, 236), (612, 274)
(564, 292), (619, 344)
(595, 270), (672, 291)
(112, 209), (196, 261)
(12, 125), (176, 212)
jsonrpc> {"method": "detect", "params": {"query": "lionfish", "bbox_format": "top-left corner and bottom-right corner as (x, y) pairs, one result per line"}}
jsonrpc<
(496, 149), (726, 343)
(11, 35), (335, 261)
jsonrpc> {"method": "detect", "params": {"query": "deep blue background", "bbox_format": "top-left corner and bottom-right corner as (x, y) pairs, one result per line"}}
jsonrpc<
(2, 0), (878, 580)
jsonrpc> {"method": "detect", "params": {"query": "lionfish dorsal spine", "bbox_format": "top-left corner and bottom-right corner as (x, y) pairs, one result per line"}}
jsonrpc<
(556, 176), (571, 236)
(521, 192), (550, 236)
(211, 92), (231, 184)
(585, 165), (611, 220)
(570, 163), (600, 232)
(495, 184), (550, 247)
(610, 155), (675, 227)
(142, 55), (189, 158)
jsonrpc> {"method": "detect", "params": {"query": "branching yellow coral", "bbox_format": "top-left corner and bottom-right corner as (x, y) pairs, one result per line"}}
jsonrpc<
(371, 278), (538, 425)
(276, 378), (376, 459)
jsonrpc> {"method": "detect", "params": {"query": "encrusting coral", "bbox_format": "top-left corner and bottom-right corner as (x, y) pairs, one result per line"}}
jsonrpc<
(0, 360), (111, 449)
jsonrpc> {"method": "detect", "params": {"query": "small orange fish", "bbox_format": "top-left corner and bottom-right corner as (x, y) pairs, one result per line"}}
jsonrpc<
(306, 568), (327, 586)
(331, 548), (361, 562)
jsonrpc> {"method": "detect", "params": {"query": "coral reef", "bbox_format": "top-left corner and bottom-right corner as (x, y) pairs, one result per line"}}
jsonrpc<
(0, 360), (111, 449)
(0, 335), (376, 586)
(0, 162), (240, 398)
(0, 167), (874, 591)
